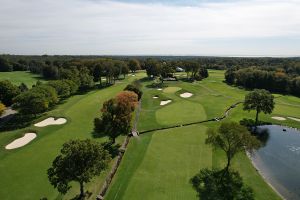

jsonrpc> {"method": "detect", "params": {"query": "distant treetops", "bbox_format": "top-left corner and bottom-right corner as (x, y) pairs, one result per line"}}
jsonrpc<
(144, 58), (208, 81)
(225, 66), (300, 97)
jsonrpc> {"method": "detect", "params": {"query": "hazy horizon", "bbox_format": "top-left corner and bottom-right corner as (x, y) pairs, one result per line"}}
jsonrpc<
(1, 0), (299, 56)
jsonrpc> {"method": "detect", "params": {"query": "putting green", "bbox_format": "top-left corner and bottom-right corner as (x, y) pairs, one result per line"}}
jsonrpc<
(163, 87), (181, 93)
(156, 101), (206, 126)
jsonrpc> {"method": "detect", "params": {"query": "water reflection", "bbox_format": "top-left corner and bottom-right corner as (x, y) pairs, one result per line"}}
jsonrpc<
(250, 125), (300, 200)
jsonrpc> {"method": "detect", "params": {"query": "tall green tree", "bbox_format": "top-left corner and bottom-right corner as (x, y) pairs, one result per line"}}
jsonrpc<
(243, 89), (275, 126)
(48, 139), (110, 198)
(124, 84), (143, 101)
(0, 57), (13, 71)
(128, 59), (140, 73)
(0, 80), (20, 106)
(206, 122), (261, 173)
(94, 91), (138, 143)
(191, 169), (254, 200)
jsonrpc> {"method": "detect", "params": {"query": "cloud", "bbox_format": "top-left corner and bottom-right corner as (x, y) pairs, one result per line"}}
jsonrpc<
(0, 0), (299, 55)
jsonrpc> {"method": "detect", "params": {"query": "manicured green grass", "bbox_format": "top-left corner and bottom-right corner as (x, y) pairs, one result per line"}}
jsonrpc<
(106, 70), (300, 200)
(156, 101), (206, 126)
(162, 86), (182, 93)
(0, 74), (140, 200)
(0, 71), (44, 87)
(106, 125), (211, 200)
(2, 70), (299, 200)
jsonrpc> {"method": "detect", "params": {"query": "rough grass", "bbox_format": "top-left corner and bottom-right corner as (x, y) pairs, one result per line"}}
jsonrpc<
(0, 71), (44, 87)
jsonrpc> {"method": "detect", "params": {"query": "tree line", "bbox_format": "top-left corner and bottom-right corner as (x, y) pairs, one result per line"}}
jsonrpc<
(225, 66), (300, 96)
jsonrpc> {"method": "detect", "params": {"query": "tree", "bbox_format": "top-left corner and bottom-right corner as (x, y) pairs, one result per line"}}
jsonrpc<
(31, 85), (58, 106)
(124, 84), (143, 101)
(18, 83), (28, 92)
(243, 89), (275, 126)
(94, 91), (138, 143)
(0, 57), (13, 72)
(47, 80), (77, 98)
(13, 92), (49, 114)
(128, 59), (140, 73)
(0, 102), (6, 116)
(14, 85), (58, 114)
(48, 139), (110, 198)
(120, 62), (129, 79)
(191, 168), (254, 200)
(206, 122), (261, 173)
(225, 68), (236, 84)
(145, 58), (160, 77)
(0, 80), (20, 106)
(78, 67), (94, 90)
(42, 65), (59, 79)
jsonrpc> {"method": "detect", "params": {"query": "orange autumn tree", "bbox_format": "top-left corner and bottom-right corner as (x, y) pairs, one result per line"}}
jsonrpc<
(94, 91), (138, 143)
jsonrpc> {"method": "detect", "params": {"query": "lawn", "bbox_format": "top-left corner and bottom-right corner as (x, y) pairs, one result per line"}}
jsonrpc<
(0, 71), (44, 87)
(1, 70), (299, 200)
(105, 70), (299, 200)
(0, 73), (142, 200)
(106, 125), (211, 200)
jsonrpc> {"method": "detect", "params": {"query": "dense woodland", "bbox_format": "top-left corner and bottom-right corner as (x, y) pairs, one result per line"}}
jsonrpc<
(1, 55), (299, 116)
(0, 55), (209, 116)
(225, 65), (300, 96)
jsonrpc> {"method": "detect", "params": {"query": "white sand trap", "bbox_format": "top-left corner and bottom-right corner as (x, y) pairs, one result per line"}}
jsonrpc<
(34, 117), (67, 127)
(131, 74), (136, 77)
(288, 117), (300, 122)
(271, 116), (286, 121)
(157, 88), (163, 91)
(153, 96), (159, 99)
(5, 133), (37, 150)
(160, 100), (172, 106)
(180, 92), (193, 98)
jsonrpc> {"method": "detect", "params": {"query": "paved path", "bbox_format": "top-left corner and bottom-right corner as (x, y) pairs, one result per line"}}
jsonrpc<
(131, 100), (142, 137)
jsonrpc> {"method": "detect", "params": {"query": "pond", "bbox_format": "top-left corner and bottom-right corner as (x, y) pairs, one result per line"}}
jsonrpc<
(250, 125), (300, 200)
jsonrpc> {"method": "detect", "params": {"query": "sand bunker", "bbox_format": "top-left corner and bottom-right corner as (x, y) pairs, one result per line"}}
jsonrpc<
(180, 92), (193, 98)
(160, 100), (172, 106)
(157, 88), (163, 91)
(288, 117), (300, 122)
(34, 117), (67, 127)
(271, 116), (286, 121)
(153, 96), (159, 99)
(5, 133), (37, 150)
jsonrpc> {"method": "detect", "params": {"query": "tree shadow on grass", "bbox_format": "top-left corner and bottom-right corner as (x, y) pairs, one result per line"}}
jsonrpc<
(0, 113), (42, 132)
(190, 168), (254, 200)
(101, 141), (121, 159)
(69, 191), (92, 200)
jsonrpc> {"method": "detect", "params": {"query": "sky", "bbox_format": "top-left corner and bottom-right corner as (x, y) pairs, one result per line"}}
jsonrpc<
(0, 0), (300, 56)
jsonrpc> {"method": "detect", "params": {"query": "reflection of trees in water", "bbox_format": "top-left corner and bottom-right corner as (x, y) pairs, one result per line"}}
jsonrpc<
(239, 118), (271, 147)
(255, 128), (270, 147)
